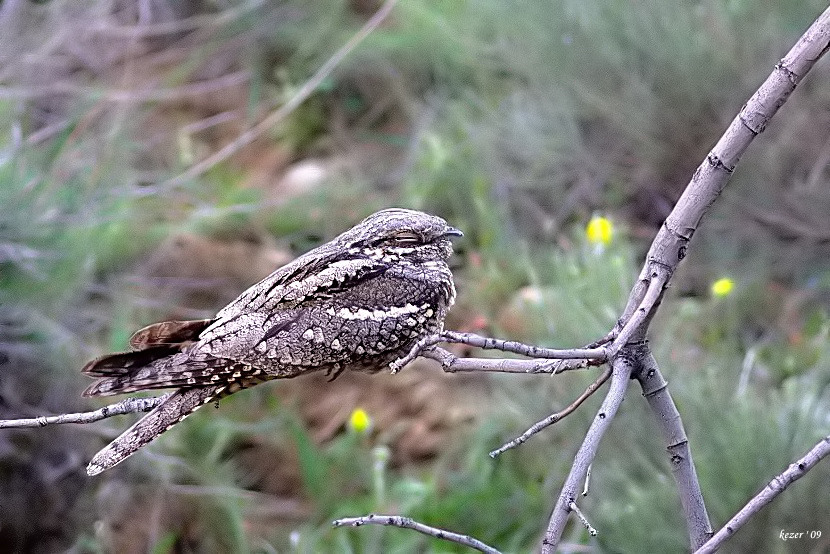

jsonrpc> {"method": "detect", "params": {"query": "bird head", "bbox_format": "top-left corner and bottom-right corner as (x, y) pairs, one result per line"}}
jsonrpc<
(340, 208), (462, 264)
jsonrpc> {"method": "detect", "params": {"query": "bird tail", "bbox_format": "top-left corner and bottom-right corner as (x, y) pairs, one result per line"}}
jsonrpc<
(82, 318), (223, 475)
(82, 319), (215, 396)
(86, 385), (221, 475)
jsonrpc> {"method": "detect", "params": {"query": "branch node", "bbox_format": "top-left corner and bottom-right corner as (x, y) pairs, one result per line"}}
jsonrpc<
(706, 152), (735, 174)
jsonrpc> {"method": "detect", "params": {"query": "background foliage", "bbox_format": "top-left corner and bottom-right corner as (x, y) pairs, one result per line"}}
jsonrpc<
(1, 0), (830, 552)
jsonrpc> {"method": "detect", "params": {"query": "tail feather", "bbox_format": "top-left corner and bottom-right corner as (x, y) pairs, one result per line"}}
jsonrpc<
(82, 352), (223, 396)
(86, 385), (222, 476)
(82, 318), (216, 396)
(82, 346), (180, 377)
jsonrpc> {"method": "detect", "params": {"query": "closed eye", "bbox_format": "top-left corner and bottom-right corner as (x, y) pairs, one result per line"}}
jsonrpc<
(393, 232), (422, 245)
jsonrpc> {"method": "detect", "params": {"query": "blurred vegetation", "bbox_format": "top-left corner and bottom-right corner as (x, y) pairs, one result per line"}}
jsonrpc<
(2, 0), (830, 552)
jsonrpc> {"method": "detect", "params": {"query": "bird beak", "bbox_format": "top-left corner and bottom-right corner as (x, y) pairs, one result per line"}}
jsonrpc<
(444, 226), (463, 238)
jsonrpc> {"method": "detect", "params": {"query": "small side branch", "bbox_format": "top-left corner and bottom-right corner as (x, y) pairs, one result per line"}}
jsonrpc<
(333, 514), (501, 554)
(568, 501), (597, 537)
(490, 366), (612, 457)
(0, 394), (170, 429)
(694, 435), (830, 554)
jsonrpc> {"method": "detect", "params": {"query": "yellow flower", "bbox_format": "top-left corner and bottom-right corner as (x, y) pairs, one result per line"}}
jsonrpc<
(586, 216), (613, 245)
(711, 278), (734, 297)
(348, 408), (372, 434)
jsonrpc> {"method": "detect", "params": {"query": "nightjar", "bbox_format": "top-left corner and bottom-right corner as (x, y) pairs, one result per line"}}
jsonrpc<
(82, 208), (461, 475)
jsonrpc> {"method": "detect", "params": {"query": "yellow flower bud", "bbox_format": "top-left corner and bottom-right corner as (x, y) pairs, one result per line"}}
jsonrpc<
(586, 216), (613, 245)
(711, 278), (734, 297)
(348, 408), (372, 434)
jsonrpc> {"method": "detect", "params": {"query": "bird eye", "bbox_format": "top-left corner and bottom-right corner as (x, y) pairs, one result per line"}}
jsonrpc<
(393, 232), (421, 245)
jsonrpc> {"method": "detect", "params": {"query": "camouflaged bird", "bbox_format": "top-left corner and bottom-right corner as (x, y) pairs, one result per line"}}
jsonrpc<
(83, 208), (461, 475)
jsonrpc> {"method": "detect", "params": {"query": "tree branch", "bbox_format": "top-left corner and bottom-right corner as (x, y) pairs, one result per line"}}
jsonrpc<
(390, 331), (607, 373)
(333, 514), (501, 554)
(635, 348), (712, 549)
(694, 435), (830, 554)
(421, 347), (599, 374)
(538, 6), (830, 552)
(489, 366), (612, 458)
(440, 331), (609, 360)
(568, 501), (597, 537)
(0, 394), (170, 429)
(541, 355), (635, 552)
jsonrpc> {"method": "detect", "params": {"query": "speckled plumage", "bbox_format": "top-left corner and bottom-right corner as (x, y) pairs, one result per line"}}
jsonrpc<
(82, 208), (460, 475)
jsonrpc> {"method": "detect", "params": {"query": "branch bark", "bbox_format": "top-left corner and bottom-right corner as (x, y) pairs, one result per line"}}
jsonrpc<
(694, 435), (830, 554)
(333, 514), (501, 554)
(635, 349), (712, 549)
(540, 354), (635, 552)
(0, 395), (169, 429)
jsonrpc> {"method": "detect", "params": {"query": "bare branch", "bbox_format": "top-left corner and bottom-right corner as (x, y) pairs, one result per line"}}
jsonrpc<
(0, 394), (170, 429)
(421, 347), (597, 375)
(609, 268), (668, 356)
(635, 350), (712, 548)
(694, 435), (830, 554)
(568, 501), (597, 537)
(440, 331), (608, 361)
(553, 8), (830, 552)
(391, 331), (608, 374)
(583, 330), (617, 349)
(151, 0), (399, 193)
(541, 355), (635, 553)
(489, 366), (612, 458)
(333, 514), (501, 554)
(389, 334), (444, 373)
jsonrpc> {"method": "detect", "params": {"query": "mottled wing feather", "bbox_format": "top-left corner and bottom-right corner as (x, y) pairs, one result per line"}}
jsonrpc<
(199, 258), (391, 359)
(214, 250), (333, 319)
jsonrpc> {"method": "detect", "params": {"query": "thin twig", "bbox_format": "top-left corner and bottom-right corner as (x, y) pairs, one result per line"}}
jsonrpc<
(694, 435), (830, 554)
(151, 0), (399, 193)
(333, 514), (501, 554)
(389, 334), (444, 373)
(0, 394), (170, 429)
(583, 330), (617, 349)
(582, 464), (592, 497)
(568, 501), (597, 537)
(489, 366), (612, 457)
